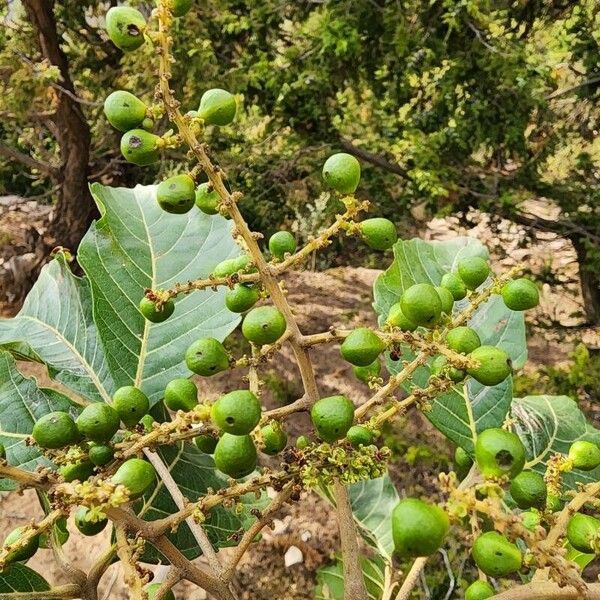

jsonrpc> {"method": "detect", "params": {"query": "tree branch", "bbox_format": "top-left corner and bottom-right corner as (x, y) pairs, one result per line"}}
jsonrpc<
(490, 583), (600, 600)
(333, 479), (369, 600)
(0, 142), (59, 178)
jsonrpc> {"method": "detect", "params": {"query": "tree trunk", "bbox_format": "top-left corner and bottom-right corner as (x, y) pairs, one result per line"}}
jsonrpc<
(571, 237), (600, 326)
(22, 0), (95, 253)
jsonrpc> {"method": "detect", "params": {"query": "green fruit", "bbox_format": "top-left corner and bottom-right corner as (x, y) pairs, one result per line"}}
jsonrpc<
(446, 327), (481, 354)
(465, 580), (495, 600)
(546, 494), (564, 513)
(112, 386), (150, 427)
(195, 182), (220, 215)
(194, 433), (218, 454)
(211, 390), (262, 435)
(296, 435), (310, 449)
(501, 278), (539, 311)
(32, 411), (79, 449)
(260, 422), (288, 455)
(472, 531), (522, 576)
(172, 0), (193, 17)
(105, 7), (146, 52)
(269, 231), (297, 260)
(185, 338), (230, 376)
(568, 440), (600, 471)
(467, 346), (512, 386)
(510, 471), (547, 509)
(142, 117), (154, 131)
(352, 359), (381, 384)
(440, 272), (467, 300)
(386, 302), (417, 331)
(430, 355), (465, 383)
(104, 91), (147, 132)
(457, 257), (490, 290)
(392, 498), (449, 557)
(242, 306), (287, 345)
(521, 510), (541, 531)
(213, 255), (251, 278)
(112, 458), (155, 497)
(76, 403), (120, 443)
(225, 284), (259, 313)
(140, 414), (156, 433)
(120, 129), (160, 166)
(340, 328), (385, 367)
(3, 527), (39, 564)
(435, 286), (455, 315)
(346, 425), (373, 448)
(157, 174), (196, 214)
(322, 153), (361, 194)
(213, 433), (257, 478)
(475, 428), (526, 479)
(75, 507), (108, 537)
(88, 444), (114, 467)
(139, 297), (175, 323)
(310, 395), (355, 443)
(198, 89), (237, 126)
(359, 218), (397, 250)
(567, 513), (600, 553)
(400, 283), (442, 327)
(146, 583), (176, 600)
(164, 378), (198, 412)
(59, 461), (95, 483)
(454, 446), (473, 480)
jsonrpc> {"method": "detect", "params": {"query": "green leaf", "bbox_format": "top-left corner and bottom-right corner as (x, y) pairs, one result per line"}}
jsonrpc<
(372, 237), (526, 451)
(138, 443), (268, 561)
(0, 255), (114, 403)
(78, 184), (241, 404)
(0, 563), (50, 593)
(0, 350), (79, 490)
(347, 474), (399, 560)
(512, 395), (600, 490)
(315, 555), (385, 600)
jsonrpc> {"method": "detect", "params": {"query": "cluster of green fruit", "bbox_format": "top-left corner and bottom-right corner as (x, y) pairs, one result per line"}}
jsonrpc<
(389, 432), (600, 599)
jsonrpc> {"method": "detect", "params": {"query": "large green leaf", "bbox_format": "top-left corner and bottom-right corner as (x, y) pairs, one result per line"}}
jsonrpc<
(0, 255), (114, 403)
(138, 443), (268, 561)
(0, 564), (50, 593)
(0, 350), (79, 490)
(315, 555), (385, 600)
(511, 395), (600, 490)
(77, 184), (241, 404)
(372, 237), (526, 451)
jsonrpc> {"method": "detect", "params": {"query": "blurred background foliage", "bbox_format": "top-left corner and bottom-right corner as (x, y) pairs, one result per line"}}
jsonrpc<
(1, 0), (599, 317)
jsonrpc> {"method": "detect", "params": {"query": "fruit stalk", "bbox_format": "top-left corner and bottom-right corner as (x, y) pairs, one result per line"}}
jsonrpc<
(0, 584), (82, 600)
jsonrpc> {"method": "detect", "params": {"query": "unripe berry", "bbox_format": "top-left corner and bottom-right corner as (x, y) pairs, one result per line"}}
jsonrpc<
(157, 175), (196, 215)
(164, 378), (198, 412)
(185, 338), (230, 376)
(435, 285), (455, 315)
(211, 390), (262, 435)
(471, 531), (521, 577)
(269, 231), (296, 260)
(568, 440), (600, 471)
(567, 513), (600, 553)
(386, 302), (417, 331)
(120, 129), (160, 166)
(311, 395), (355, 443)
(352, 358), (381, 383)
(112, 386), (150, 427)
(198, 89), (237, 126)
(195, 182), (220, 215)
(322, 153), (361, 194)
(213, 433), (257, 478)
(139, 297), (175, 323)
(400, 283), (442, 327)
(501, 278), (539, 311)
(260, 422), (288, 455)
(465, 580), (495, 600)
(509, 471), (547, 509)
(225, 284), (259, 313)
(457, 257), (490, 290)
(359, 218), (397, 250)
(446, 326), (481, 354)
(106, 7), (146, 52)
(104, 91), (147, 132)
(467, 346), (511, 386)
(242, 306), (287, 345)
(440, 272), (467, 300)
(475, 428), (526, 479)
(340, 328), (385, 367)
(346, 425), (373, 448)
